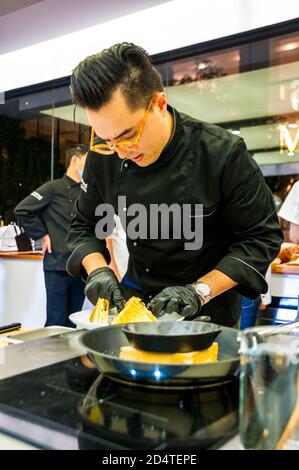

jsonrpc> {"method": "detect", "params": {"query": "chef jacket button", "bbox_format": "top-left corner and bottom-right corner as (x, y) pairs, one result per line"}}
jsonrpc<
(70, 199), (72, 203)
(123, 207), (127, 212)
(133, 242), (138, 247)
(124, 162), (129, 168)
(145, 267), (150, 273)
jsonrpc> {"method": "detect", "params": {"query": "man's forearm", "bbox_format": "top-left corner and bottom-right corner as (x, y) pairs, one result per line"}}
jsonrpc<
(197, 269), (238, 300)
(106, 238), (121, 281)
(82, 252), (108, 275)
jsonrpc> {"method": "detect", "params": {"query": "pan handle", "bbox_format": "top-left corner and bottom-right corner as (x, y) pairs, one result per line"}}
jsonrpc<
(241, 320), (299, 349)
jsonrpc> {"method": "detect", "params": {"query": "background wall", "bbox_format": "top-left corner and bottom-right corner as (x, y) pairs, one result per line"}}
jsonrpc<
(0, 258), (46, 327)
(1, 0), (299, 93)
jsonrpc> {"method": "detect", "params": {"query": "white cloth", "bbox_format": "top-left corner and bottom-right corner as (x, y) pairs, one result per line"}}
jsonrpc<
(0, 224), (19, 251)
(278, 181), (299, 224)
(109, 215), (129, 280)
(260, 265), (272, 306)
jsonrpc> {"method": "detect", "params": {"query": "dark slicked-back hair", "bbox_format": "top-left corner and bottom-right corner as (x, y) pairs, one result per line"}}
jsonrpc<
(70, 43), (164, 111)
(65, 144), (88, 169)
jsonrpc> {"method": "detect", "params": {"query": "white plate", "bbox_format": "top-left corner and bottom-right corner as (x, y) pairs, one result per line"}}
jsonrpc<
(69, 309), (115, 330)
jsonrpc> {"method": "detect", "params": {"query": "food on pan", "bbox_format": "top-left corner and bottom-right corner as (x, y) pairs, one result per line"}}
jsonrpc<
(89, 296), (157, 325)
(89, 298), (109, 323)
(119, 342), (218, 364)
(111, 297), (157, 325)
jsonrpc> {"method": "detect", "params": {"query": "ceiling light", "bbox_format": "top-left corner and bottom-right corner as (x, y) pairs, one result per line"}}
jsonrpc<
(279, 42), (299, 52)
(198, 62), (207, 70)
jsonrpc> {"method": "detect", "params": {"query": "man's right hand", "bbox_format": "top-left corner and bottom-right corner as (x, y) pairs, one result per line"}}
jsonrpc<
(41, 234), (52, 254)
(85, 267), (125, 312)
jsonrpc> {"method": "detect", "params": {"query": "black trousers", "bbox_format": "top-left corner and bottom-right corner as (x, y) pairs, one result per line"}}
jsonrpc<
(44, 270), (85, 327)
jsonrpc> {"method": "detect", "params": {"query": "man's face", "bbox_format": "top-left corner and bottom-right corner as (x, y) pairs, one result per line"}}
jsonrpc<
(85, 88), (170, 167)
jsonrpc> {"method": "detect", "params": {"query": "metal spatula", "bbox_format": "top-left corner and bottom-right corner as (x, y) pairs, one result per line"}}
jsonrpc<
(157, 311), (185, 322)
(158, 312), (211, 322)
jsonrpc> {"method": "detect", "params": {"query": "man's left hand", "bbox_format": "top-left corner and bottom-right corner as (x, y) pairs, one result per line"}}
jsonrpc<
(41, 234), (52, 254)
(148, 285), (202, 318)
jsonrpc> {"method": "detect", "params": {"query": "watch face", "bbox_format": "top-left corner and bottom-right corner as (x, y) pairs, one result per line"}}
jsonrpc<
(195, 283), (211, 298)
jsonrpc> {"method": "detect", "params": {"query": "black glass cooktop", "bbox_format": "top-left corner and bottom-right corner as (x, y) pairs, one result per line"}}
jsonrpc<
(0, 357), (239, 450)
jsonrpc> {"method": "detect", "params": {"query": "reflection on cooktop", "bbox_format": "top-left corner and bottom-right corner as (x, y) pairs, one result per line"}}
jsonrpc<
(80, 374), (239, 449)
(0, 357), (239, 450)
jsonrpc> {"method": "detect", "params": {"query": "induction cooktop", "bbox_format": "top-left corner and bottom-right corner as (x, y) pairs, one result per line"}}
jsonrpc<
(0, 356), (239, 450)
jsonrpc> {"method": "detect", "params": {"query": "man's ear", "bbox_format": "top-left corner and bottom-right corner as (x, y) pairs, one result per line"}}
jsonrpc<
(66, 154), (76, 171)
(70, 154), (77, 166)
(155, 92), (168, 114)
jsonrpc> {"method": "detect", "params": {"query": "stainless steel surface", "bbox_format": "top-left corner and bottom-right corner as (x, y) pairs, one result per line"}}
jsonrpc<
(252, 320), (299, 337)
(10, 326), (72, 341)
(81, 322), (240, 386)
(0, 410), (77, 450)
(0, 336), (23, 345)
(0, 329), (87, 380)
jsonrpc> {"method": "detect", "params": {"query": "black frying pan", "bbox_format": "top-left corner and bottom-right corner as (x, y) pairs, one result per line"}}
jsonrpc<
(121, 321), (222, 353)
(80, 321), (240, 386)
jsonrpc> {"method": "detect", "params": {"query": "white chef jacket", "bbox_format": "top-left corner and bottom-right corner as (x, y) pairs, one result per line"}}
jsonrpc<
(109, 215), (129, 280)
(278, 181), (299, 224)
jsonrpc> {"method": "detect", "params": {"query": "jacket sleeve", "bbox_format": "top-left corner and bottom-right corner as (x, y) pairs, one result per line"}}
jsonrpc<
(215, 139), (283, 298)
(13, 183), (52, 240)
(66, 155), (111, 278)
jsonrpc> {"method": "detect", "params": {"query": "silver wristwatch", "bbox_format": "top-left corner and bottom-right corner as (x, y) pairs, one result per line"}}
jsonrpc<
(192, 281), (212, 306)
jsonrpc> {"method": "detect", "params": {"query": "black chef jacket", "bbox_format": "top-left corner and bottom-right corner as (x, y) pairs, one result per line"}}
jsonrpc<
(66, 107), (283, 326)
(14, 175), (80, 271)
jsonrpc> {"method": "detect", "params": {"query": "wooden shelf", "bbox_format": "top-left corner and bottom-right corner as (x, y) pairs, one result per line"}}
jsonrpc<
(0, 251), (43, 260)
(272, 263), (299, 274)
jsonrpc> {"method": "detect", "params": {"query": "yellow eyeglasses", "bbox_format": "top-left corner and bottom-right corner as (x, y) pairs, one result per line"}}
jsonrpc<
(90, 96), (155, 156)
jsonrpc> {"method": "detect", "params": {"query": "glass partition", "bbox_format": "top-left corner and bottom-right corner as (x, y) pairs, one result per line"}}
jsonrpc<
(161, 30), (299, 177)
(0, 86), (90, 223)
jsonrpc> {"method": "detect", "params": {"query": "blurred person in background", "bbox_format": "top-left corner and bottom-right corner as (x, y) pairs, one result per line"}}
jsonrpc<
(278, 180), (299, 243)
(277, 180), (299, 319)
(14, 144), (88, 327)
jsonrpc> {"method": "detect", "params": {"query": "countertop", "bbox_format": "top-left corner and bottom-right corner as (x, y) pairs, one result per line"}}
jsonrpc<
(0, 251), (43, 260)
(0, 328), (87, 449)
(271, 261), (299, 275)
(0, 328), (86, 380)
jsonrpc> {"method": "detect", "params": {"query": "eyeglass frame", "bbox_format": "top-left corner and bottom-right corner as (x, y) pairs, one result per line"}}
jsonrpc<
(89, 95), (155, 155)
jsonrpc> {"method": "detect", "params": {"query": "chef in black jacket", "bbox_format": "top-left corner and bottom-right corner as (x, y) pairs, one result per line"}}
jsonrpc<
(66, 43), (283, 327)
(14, 144), (88, 326)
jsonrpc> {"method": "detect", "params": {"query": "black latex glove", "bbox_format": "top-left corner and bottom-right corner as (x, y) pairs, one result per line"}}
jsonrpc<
(85, 267), (125, 312)
(148, 284), (202, 318)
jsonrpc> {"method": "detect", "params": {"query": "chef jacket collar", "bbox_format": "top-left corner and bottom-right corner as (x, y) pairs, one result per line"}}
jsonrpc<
(144, 105), (182, 169)
(64, 174), (80, 186)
